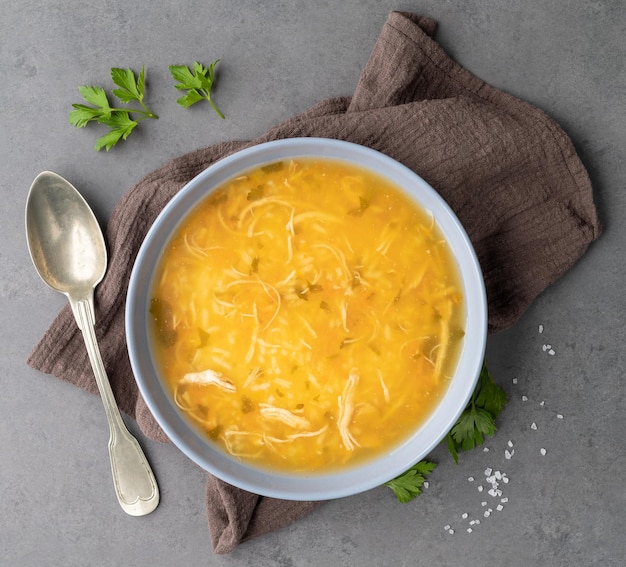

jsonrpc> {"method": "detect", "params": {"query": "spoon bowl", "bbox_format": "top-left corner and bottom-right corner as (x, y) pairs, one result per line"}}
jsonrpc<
(26, 172), (106, 296)
(26, 171), (159, 516)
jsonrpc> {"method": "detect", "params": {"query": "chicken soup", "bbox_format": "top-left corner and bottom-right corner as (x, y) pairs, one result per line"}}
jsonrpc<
(149, 158), (465, 472)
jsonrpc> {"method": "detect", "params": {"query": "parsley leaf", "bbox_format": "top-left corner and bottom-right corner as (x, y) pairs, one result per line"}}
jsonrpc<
(94, 111), (138, 152)
(77, 85), (111, 111)
(384, 460), (436, 503)
(450, 406), (496, 451)
(169, 60), (225, 118)
(446, 362), (507, 463)
(69, 66), (158, 151)
(475, 364), (508, 416)
(111, 66), (145, 103)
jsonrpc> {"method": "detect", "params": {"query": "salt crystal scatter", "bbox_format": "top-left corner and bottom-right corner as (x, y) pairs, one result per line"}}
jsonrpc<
(531, 422), (538, 430)
(540, 448), (547, 456)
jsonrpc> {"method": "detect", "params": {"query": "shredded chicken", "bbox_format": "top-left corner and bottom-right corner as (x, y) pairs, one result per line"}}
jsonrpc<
(377, 369), (390, 403)
(259, 406), (311, 429)
(180, 369), (236, 393)
(287, 425), (329, 439)
(337, 368), (360, 451)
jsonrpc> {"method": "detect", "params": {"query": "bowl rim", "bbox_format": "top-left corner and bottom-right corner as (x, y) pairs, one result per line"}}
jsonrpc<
(126, 137), (487, 500)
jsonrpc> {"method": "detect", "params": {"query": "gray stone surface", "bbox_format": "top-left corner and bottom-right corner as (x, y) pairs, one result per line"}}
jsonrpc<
(1, 1), (624, 565)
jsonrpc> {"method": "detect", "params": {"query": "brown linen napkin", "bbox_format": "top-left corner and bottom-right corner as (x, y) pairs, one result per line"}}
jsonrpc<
(27, 11), (601, 554)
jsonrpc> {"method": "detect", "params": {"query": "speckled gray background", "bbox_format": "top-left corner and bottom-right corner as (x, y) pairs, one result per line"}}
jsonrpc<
(2, 1), (624, 565)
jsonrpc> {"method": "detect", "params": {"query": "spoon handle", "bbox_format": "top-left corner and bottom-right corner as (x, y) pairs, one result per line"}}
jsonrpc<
(70, 293), (160, 516)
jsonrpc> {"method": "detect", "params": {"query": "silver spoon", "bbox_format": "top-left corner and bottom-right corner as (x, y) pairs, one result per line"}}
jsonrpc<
(25, 171), (159, 516)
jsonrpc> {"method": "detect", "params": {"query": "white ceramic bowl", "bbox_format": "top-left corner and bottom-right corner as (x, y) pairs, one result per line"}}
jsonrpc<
(126, 138), (487, 500)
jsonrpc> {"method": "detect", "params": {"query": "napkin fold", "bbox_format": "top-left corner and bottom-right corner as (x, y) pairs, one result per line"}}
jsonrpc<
(27, 11), (601, 554)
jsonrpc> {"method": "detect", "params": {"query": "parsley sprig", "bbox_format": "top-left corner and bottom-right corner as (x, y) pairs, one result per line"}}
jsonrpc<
(169, 60), (224, 118)
(447, 362), (507, 463)
(69, 66), (158, 151)
(385, 362), (507, 503)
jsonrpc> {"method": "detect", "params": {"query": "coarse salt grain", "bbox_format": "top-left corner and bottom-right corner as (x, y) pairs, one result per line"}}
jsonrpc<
(483, 447), (490, 452)
(540, 401), (545, 407)
(461, 513), (468, 519)
(497, 504), (504, 511)
(477, 485), (484, 492)
(448, 529), (455, 535)
(557, 414), (564, 419)
(505, 449), (513, 460)
(502, 476), (509, 484)
(540, 448), (547, 456)
(484, 468), (492, 476)
(501, 497), (509, 503)
(444, 525), (451, 530)
(484, 510), (491, 518)
(508, 440), (514, 448)
(548, 349), (556, 356)
(494, 471), (502, 480)
(481, 501), (487, 507)
(531, 422), (538, 430)
(467, 528), (473, 533)
(539, 324), (544, 333)
(512, 378), (518, 384)
(423, 481), (429, 489)
(468, 476), (474, 482)
(522, 395), (528, 402)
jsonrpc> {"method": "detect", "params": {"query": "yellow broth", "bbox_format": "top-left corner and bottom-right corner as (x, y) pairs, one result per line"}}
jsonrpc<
(149, 158), (465, 473)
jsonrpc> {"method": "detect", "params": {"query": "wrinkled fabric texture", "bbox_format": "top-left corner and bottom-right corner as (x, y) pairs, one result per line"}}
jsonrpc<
(27, 12), (601, 554)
